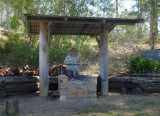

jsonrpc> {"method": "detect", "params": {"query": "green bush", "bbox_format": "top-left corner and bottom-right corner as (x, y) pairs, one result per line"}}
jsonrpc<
(0, 33), (39, 67)
(155, 62), (160, 72)
(0, 33), (96, 67)
(128, 57), (158, 74)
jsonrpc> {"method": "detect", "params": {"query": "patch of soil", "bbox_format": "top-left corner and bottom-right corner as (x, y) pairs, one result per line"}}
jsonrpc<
(0, 93), (160, 116)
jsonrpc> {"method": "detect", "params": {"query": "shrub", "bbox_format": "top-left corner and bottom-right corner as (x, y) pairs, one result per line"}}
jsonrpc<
(128, 57), (157, 74)
(0, 33), (39, 67)
(155, 62), (160, 72)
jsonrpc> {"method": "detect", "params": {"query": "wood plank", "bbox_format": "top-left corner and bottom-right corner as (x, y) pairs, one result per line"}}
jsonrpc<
(39, 22), (49, 96)
(28, 20), (129, 25)
(108, 24), (117, 32)
(99, 26), (109, 96)
(29, 32), (100, 36)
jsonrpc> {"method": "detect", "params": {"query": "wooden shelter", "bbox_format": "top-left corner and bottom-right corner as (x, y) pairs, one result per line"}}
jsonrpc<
(25, 14), (144, 97)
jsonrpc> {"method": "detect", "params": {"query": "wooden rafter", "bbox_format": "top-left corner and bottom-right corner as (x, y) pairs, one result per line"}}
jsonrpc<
(25, 14), (144, 36)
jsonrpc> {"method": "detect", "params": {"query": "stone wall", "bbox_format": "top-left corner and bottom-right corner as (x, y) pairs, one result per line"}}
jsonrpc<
(58, 75), (97, 101)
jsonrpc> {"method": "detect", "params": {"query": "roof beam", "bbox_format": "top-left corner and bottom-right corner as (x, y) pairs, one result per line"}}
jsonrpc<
(108, 24), (117, 32)
(80, 24), (89, 35)
(27, 20), (139, 25)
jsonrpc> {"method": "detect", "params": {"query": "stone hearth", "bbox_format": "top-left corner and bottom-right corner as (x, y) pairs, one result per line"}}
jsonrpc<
(58, 75), (97, 101)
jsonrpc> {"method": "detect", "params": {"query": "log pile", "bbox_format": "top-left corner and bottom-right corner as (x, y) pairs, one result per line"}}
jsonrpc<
(0, 76), (38, 98)
(0, 65), (66, 77)
(109, 77), (160, 94)
(0, 65), (39, 76)
(0, 75), (59, 98)
(50, 65), (66, 76)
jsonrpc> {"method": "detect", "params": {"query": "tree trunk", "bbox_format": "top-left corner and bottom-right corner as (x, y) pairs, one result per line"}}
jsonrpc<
(116, 0), (118, 18)
(150, 0), (158, 50)
(137, 0), (143, 39)
(1, 8), (3, 26)
(6, 0), (10, 29)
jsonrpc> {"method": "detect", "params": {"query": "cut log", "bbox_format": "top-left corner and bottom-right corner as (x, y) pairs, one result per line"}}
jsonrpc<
(132, 87), (143, 94)
(6, 98), (19, 114)
(108, 77), (160, 94)
(6, 91), (36, 96)
(109, 82), (138, 89)
(0, 90), (6, 98)
(49, 77), (58, 84)
(140, 83), (160, 93)
(0, 65), (65, 76)
(0, 76), (38, 84)
(22, 71), (34, 77)
(0, 80), (6, 87)
(121, 88), (126, 94)
(6, 83), (38, 92)
(50, 65), (66, 76)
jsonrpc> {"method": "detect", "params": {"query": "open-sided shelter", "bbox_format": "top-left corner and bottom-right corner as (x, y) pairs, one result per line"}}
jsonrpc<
(25, 14), (144, 97)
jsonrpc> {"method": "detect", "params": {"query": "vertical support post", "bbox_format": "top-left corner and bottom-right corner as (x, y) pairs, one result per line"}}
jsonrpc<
(100, 26), (108, 96)
(39, 22), (49, 96)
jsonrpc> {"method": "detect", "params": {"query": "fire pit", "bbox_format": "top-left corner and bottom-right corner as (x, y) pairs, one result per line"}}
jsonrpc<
(58, 75), (97, 101)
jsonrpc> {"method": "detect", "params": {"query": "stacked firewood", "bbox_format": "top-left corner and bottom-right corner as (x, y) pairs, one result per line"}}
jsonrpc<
(0, 65), (66, 77)
(50, 65), (66, 76)
(0, 65), (38, 76)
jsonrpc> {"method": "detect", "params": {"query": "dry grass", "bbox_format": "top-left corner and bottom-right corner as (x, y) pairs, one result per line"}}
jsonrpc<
(76, 98), (160, 116)
(84, 42), (151, 76)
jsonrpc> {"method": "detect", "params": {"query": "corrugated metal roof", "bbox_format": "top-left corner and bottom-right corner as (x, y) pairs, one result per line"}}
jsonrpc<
(25, 14), (144, 36)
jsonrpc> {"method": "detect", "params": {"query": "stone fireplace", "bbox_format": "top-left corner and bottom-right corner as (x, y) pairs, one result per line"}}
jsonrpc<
(58, 75), (97, 101)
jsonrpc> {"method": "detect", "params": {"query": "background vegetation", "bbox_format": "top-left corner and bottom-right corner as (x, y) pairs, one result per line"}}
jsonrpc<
(128, 57), (160, 74)
(0, 0), (160, 75)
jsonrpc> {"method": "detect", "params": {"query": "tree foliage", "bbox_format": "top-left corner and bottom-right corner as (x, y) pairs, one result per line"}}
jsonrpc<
(0, 0), (159, 67)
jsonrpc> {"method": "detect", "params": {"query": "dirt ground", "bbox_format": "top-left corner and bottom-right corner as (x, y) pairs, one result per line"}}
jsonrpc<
(0, 92), (160, 116)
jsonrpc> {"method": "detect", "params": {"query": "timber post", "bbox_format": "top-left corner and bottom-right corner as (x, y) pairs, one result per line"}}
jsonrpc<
(100, 26), (109, 96)
(39, 22), (49, 96)
(6, 98), (19, 115)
